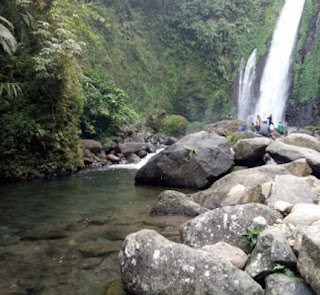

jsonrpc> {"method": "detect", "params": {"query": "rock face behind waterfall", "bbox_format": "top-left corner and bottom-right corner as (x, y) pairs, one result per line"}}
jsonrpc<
(118, 229), (264, 295)
(135, 131), (234, 189)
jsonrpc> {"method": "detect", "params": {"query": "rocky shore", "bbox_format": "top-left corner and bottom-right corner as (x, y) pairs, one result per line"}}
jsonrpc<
(119, 120), (320, 295)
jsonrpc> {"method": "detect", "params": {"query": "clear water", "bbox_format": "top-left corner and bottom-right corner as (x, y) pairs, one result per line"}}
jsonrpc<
(0, 168), (192, 295)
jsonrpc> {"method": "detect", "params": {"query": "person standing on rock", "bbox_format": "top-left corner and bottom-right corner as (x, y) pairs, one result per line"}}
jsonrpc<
(267, 114), (274, 127)
(255, 115), (261, 132)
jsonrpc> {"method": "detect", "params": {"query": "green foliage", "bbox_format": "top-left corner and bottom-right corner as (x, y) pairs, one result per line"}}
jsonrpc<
(226, 133), (245, 146)
(80, 71), (138, 139)
(273, 263), (306, 283)
(245, 226), (262, 250)
(187, 121), (206, 134)
(162, 115), (188, 137)
(145, 109), (167, 132)
(184, 145), (198, 162)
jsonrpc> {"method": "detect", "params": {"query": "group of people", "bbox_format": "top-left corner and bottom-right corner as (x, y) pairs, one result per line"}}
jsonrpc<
(254, 114), (284, 138)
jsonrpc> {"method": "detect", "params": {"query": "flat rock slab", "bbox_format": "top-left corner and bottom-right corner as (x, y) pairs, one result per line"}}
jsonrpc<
(150, 190), (209, 217)
(191, 165), (289, 209)
(298, 221), (320, 295)
(119, 229), (264, 295)
(135, 131), (234, 189)
(265, 274), (316, 295)
(180, 203), (282, 252)
(266, 175), (318, 208)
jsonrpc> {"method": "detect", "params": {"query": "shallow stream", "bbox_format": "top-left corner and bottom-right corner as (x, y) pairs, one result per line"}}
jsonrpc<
(0, 168), (192, 295)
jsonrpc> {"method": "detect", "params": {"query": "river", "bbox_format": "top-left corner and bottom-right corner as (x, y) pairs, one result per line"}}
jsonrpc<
(0, 168), (192, 295)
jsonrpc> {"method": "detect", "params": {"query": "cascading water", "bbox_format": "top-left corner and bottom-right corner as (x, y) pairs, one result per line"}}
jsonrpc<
(237, 49), (257, 122)
(254, 0), (306, 124)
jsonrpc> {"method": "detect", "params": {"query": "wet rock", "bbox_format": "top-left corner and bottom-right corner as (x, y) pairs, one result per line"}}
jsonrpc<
(297, 220), (320, 295)
(119, 229), (264, 295)
(202, 242), (248, 269)
(124, 136), (145, 143)
(233, 137), (271, 166)
(191, 165), (289, 209)
(79, 239), (122, 257)
(135, 131), (234, 189)
(80, 257), (102, 269)
(137, 150), (148, 158)
(81, 139), (103, 154)
(126, 153), (141, 164)
(150, 190), (209, 217)
(281, 159), (313, 177)
(104, 279), (126, 295)
(283, 204), (320, 226)
(265, 273), (316, 295)
(118, 142), (149, 156)
(20, 230), (68, 241)
(284, 133), (320, 153)
(265, 175), (318, 208)
(266, 142), (320, 177)
(107, 154), (121, 163)
(180, 203), (282, 252)
(245, 227), (297, 280)
(0, 286), (28, 295)
(166, 137), (177, 145)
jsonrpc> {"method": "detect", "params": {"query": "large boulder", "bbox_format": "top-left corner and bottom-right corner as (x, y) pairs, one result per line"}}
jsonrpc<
(205, 120), (247, 136)
(150, 190), (209, 217)
(283, 204), (320, 226)
(233, 137), (271, 166)
(118, 229), (264, 295)
(265, 274), (316, 295)
(284, 133), (320, 153)
(265, 175), (318, 208)
(245, 227), (297, 280)
(118, 142), (150, 156)
(135, 131), (234, 189)
(266, 142), (320, 177)
(191, 165), (290, 209)
(297, 221), (320, 295)
(180, 203), (282, 252)
(281, 159), (312, 177)
(80, 139), (102, 154)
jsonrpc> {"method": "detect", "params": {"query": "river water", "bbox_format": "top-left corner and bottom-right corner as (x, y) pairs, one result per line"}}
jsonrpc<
(0, 168), (192, 295)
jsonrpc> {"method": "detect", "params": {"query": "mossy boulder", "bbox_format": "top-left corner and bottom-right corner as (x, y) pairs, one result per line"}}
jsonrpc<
(145, 109), (167, 132)
(162, 115), (188, 137)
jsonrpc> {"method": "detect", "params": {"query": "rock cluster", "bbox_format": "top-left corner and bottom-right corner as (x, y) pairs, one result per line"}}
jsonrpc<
(119, 124), (320, 295)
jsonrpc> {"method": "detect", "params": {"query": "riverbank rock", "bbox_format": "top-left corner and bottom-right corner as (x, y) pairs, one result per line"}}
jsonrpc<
(284, 133), (320, 153)
(245, 227), (297, 280)
(266, 142), (320, 177)
(233, 137), (271, 166)
(135, 131), (234, 189)
(81, 139), (103, 154)
(118, 229), (264, 295)
(265, 274), (316, 295)
(150, 190), (209, 217)
(265, 175), (318, 208)
(205, 120), (246, 136)
(118, 142), (150, 156)
(281, 159), (312, 177)
(191, 165), (289, 209)
(180, 203), (282, 252)
(283, 204), (320, 226)
(202, 242), (248, 269)
(297, 221), (320, 295)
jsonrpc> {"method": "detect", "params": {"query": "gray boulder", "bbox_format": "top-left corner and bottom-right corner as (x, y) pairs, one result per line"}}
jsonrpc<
(233, 137), (271, 166)
(150, 190), (209, 217)
(297, 220), (320, 295)
(135, 131), (234, 189)
(202, 242), (248, 269)
(118, 229), (264, 295)
(180, 203), (282, 252)
(81, 139), (102, 154)
(118, 142), (149, 156)
(266, 142), (320, 177)
(284, 133), (320, 152)
(265, 274), (316, 295)
(205, 120), (247, 136)
(281, 159), (312, 177)
(126, 153), (141, 164)
(265, 175), (318, 208)
(283, 204), (320, 226)
(191, 165), (290, 209)
(245, 227), (297, 280)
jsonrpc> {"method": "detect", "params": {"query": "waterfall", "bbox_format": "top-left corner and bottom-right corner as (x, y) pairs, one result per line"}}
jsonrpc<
(254, 0), (306, 124)
(237, 49), (257, 122)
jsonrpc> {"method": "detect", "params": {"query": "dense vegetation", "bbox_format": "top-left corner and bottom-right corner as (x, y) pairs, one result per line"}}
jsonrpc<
(0, 0), (286, 181)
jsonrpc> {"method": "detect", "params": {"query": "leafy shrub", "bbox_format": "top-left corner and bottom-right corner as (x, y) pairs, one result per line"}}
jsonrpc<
(162, 115), (188, 137)
(187, 121), (206, 134)
(226, 133), (246, 146)
(145, 109), (167, 132)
